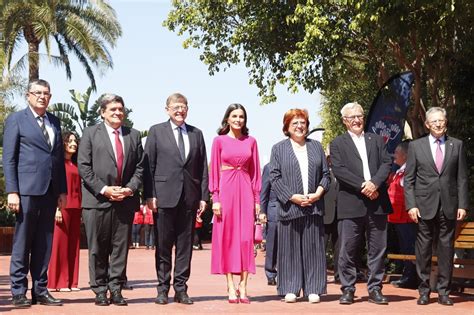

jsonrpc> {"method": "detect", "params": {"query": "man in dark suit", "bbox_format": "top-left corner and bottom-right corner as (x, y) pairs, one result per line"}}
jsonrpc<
(3, 79), (67, 308)
(323, 153), (340, 283)
(144, 93), (208, 305)
(330, 102), (392, 305)
(78, 94), (143, 306)
(259, 163), (279, 286)
(404, 107), (468, 306)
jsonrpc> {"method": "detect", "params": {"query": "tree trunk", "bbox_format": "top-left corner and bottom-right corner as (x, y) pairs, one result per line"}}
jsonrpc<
(23, 25), (40, 81)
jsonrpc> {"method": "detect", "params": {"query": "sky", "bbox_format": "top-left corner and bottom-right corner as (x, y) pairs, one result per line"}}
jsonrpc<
(12, 0), (322, 165)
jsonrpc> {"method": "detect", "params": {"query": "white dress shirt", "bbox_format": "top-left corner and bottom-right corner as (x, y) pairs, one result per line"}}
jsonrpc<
(291, 140), (309, 195)
(101, 123), (125, 194)
(349, 131), (371, 181)
(30, 106), (55, 149)
(104, 123), (125, 159)
(428, 133), (445, 162)
(169, 120), (190, 159)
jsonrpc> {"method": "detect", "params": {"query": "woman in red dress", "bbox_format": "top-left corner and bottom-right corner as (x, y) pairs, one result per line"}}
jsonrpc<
(48, 131), (82, 291)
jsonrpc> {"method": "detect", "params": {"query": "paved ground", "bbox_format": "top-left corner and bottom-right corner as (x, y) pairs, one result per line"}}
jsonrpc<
(0, 244), (472, 314)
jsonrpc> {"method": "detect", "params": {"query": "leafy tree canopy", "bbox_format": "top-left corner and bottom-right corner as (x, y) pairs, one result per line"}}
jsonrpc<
(165, 0), (474, 137)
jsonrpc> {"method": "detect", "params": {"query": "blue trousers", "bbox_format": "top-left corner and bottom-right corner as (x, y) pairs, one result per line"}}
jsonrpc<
(10, 190), (57, 296)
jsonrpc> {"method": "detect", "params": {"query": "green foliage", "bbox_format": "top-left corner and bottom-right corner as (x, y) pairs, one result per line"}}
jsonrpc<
(50, 88), (134, 136)
(165, 1), (474, 133)
(1, 0), (122, 90)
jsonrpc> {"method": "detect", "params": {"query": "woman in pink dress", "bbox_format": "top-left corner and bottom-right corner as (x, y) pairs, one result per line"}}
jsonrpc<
(48, 131), (82, 291)
(209, 104), (261, 304)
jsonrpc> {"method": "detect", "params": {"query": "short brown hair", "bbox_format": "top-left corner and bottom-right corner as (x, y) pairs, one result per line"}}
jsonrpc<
(282, 108), (310, 136)
(166, 93), (188, 106)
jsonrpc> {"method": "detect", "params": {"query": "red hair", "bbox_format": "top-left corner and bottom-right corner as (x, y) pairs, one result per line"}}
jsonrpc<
(282, 108), (310, 136)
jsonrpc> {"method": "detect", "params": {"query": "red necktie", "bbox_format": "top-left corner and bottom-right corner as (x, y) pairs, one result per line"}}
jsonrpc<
(435, 139), (443, 173)
(114, 130), (123, 184)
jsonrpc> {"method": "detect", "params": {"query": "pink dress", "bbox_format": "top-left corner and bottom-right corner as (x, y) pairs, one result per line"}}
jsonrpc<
(209, 135), (261, 274)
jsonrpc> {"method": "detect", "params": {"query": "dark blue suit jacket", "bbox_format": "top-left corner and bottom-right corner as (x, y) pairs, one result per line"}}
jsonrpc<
(3, 107), (67, 197)
(260, 164), (280, 222)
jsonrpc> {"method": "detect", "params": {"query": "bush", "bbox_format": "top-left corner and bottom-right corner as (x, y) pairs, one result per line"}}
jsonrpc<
(0, 208), (15, 227)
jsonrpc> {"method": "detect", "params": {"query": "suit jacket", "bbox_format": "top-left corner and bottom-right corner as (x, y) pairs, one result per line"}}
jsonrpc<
(3, 107), (67, 196)
(323, 169), (338, 225)
(404, 135), (469, 220)
(269, 138), (330, 221)
(260, 164), (280, 222)
(78, 122), (144, 211)
(143, 121), (209, 209)
(330, 132), (392, 219)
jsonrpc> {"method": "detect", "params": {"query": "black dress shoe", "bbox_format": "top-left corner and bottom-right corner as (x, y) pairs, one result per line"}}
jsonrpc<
(267, 278), (277, 286)
(95, 292), (109, 306)
(32, 292), (63, 306)
(174, 291), (193, 304)
(438, 295), (453, 306)
(417, 294), (430, 305)
(368, 289), (389, 305)
(12, 294), (31, 308)
(339, 290), (354, 304)
(155, 291), (168, 305)
(110, 290), (127, 306)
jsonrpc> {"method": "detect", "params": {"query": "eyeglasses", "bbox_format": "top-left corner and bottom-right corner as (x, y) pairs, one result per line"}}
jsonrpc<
(291, 121), (307, 127)
(29, 91), (52, 98)
(427, 119), (446, 125)
(167, 105), (188, 112)
(343, 114), (364, 121)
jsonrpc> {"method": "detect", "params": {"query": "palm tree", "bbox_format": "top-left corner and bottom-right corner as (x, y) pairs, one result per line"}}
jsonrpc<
(50, 87), (134, 136)
(1, 0), (122, 91)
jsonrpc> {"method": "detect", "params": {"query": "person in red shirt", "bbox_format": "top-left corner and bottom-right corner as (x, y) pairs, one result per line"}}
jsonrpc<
(143, 204), (155, 250)
(387, 140), (417, 289)
(48, 131), (82, 292)
(132, 206), (145, 248)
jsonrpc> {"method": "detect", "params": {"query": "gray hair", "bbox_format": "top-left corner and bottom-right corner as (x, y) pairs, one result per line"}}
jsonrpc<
(340, 102), (364, 117)
(98, 93), (125, 110)
(27, 79), (50, 92)
(425, 107), (447, 121)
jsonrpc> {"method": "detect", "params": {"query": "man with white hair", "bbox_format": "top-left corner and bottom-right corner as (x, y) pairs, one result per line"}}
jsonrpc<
(330, 102), (392, 305)
(404, 107), (468, 306)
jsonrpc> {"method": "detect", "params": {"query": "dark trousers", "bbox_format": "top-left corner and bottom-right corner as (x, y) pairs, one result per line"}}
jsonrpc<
(193, 227), (202, 247)
(416, 209), (455, 296)
(82, 206), (134, 294)
(338, 213), (387, 293)
(155, 196), (196, 293)
(10, 189), (57, 296)
(277, 215), (327, 296)
(145, 224), (155, 247)
(132, 224), (142, 244)
(393, 223), (417, 282)
(324, 219), (339, 277)
(264, 221), (278, 281)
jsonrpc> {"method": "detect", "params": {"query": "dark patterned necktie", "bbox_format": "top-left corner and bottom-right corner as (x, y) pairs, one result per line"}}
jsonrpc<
(177, 126), (185, 161)
(38, 116), (51, 149)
